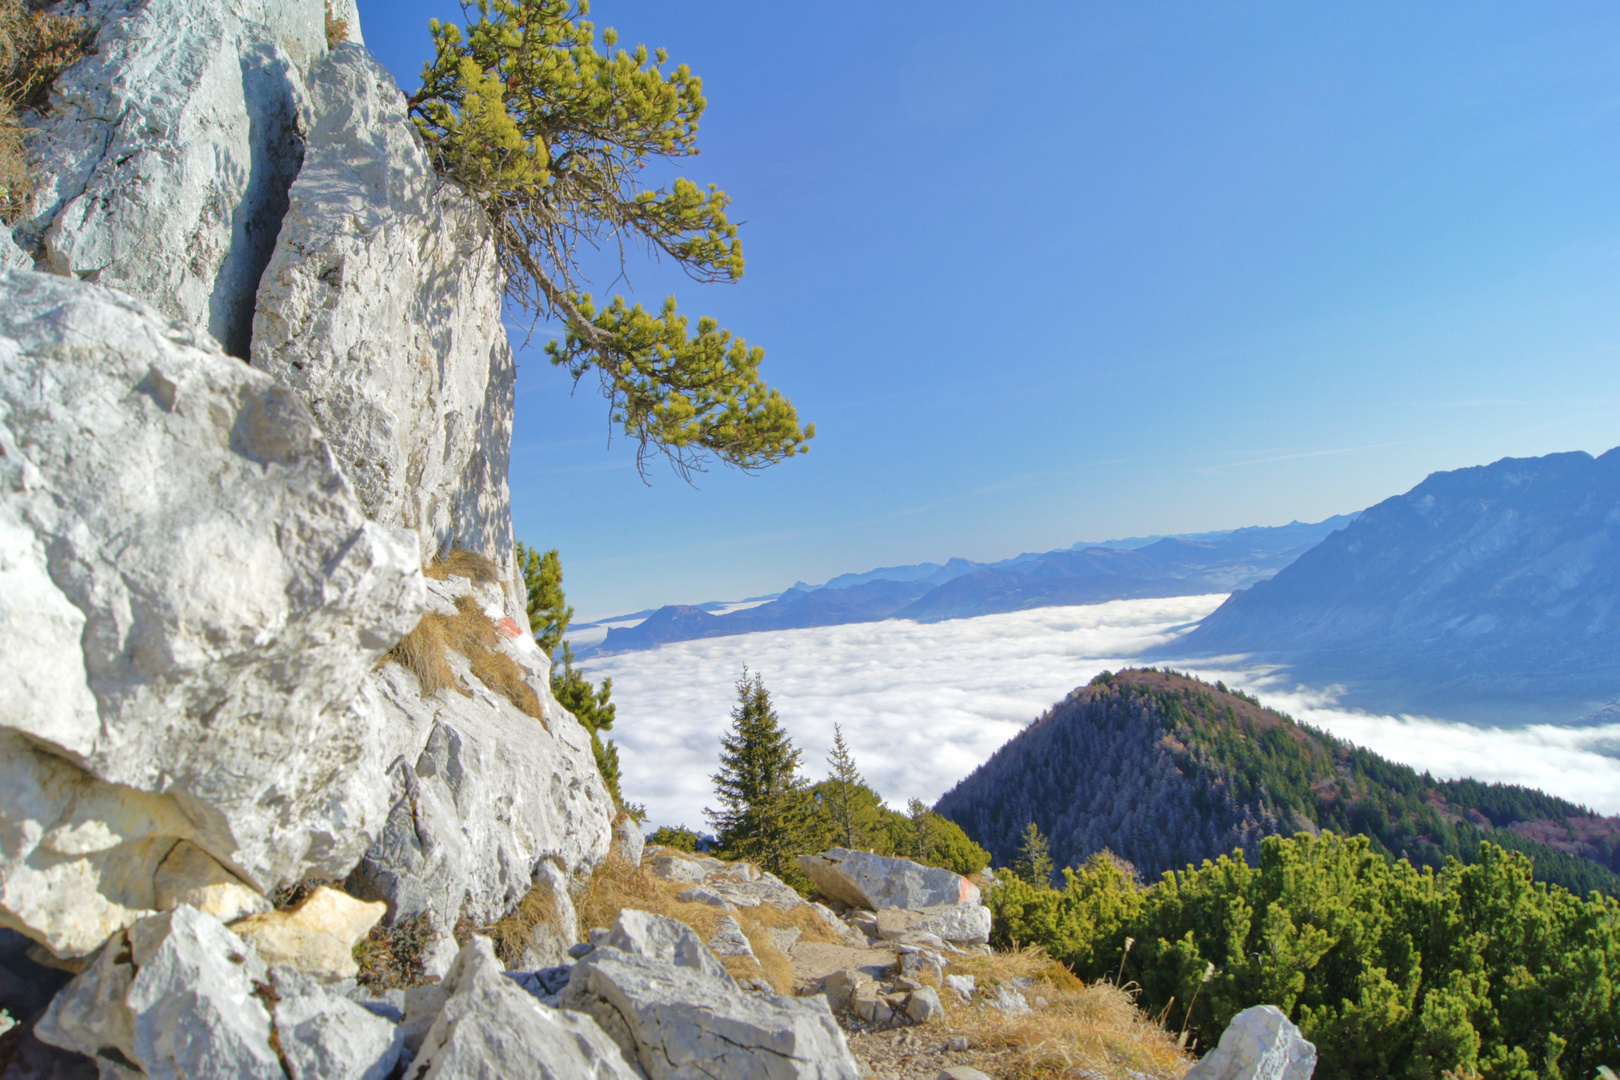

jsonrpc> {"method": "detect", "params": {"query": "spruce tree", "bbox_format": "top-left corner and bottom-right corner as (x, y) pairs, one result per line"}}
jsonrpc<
(824, 724), (867, 849)
(705, 670), (817, 880)
(1013, 820), (1055, 887)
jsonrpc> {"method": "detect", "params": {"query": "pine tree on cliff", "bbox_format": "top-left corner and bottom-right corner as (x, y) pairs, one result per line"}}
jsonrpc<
(408, 0), (813, 479)
(706, 670), (818, 880)
(518, 542), (571, 655)
(517, 541), (629, 812)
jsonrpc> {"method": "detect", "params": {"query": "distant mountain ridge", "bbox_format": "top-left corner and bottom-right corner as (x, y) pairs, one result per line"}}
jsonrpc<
(589, 515), (1354, 654)
(934, 669), (1620, 897)
(1168, 448), (1620, 714)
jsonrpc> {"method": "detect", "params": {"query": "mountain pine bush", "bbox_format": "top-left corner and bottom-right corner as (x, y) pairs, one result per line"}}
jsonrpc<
(991, 832), (1620, 1078)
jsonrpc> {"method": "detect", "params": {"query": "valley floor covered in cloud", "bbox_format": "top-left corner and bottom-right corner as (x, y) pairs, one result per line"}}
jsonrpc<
(582, 596), (1620, 831)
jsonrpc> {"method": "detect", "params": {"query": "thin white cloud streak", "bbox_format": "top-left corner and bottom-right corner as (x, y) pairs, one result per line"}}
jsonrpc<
(1193, 440), (1413, 474)
(584, 595), (1620, 831)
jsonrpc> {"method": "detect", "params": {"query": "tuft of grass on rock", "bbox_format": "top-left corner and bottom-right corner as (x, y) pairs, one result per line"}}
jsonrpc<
(484, 879), (565, 969)
(424, 549), (502, 586)
(322, 2), (347, 49)
(385, 550), (546, 724)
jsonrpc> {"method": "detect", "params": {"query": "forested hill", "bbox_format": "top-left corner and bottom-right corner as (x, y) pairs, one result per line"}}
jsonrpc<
(934, 669), (1620, 896)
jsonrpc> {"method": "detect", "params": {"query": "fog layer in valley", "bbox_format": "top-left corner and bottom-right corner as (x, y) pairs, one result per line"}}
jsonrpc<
(583, 596), (1620, 831)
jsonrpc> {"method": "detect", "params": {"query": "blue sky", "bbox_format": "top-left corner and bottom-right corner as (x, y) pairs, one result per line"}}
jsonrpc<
(357, 1), (1620, 620)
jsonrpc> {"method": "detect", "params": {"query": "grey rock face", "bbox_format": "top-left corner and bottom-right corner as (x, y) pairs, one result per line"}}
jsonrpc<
(902, 986), (943, 1024)
(348, 572), (613, 952)
(873, 904), (991, 946)
(271, 967), (404, 1080)
(411, 937), (640, 1080)
(798, 850), (981, 911)
(707, 916), (756, 961)
(610, 816), (645, 868)
(1185, 1005), (1316, 1080)
(565, 911), (861, 1080)
(13, 0), (328, 359)
(986, 985), (1029, 1016)
(509, 858), (579, 971)
(251, 45), (518, 582)
(39, 906), (283, 1079)
(0, 270), (423, 955)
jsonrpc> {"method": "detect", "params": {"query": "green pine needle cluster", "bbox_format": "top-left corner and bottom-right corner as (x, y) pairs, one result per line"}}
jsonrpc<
(409, 0), (812, 477)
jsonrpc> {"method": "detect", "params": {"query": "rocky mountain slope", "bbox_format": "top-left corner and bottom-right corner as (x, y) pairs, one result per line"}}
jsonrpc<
(594, 516), (1353, 654)
(1168, 449), (1620, 717)
(935, 670), (1620, 896)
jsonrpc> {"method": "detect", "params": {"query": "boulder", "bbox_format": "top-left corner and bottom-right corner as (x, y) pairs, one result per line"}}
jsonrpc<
(647, 850), (727, 884)
(251, 44), (519, 583)
(986, 985), (1030, 1016)
(707, 916), (756, 961)
(230, 886), (385, 981)
(12, 0), (329, 358)
(810, 969), (870, 1014)
(518, 858), (582, 971)
(270, 966), (404, 1080)
(874, 904), (992, 946)
(565, 910), (861, 1080)
(0, 270), (422, 957)
(410, 936), (640, 1080)
(902, 986), (944, 1025)
(611, 816), (646, 868)
(943, 974), (976, 1003)
(346, 570), (614, 963)
(37, 906), (283, 1079)
(797, 850), (981, 911)
(1185, 1005), (1317, 1080)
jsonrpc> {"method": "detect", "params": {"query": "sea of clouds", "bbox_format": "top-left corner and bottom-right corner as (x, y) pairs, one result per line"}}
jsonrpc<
(580, 595), (1620, 831)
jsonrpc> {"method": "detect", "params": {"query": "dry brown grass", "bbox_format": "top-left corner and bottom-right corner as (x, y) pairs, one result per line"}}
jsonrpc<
(0, 0), (91, 222)
(385, 568), (545, 723)
(575, 850), (841, 993)
(323, 2), (348, 49)
(933, 948), (1191, 1079)
(385, 609), (459, 696)
(424, 548), (502, 585)
(485, 879), (566, 969)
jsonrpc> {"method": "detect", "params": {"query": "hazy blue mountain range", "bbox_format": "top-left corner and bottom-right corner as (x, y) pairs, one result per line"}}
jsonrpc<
(586, 515), (1354, 654)
(934, 669), (1620, 896)
(1166, 448), (1620, 718)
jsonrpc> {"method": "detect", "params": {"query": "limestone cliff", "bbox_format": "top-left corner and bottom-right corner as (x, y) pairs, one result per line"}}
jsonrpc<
(0, 0), (611, 972)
